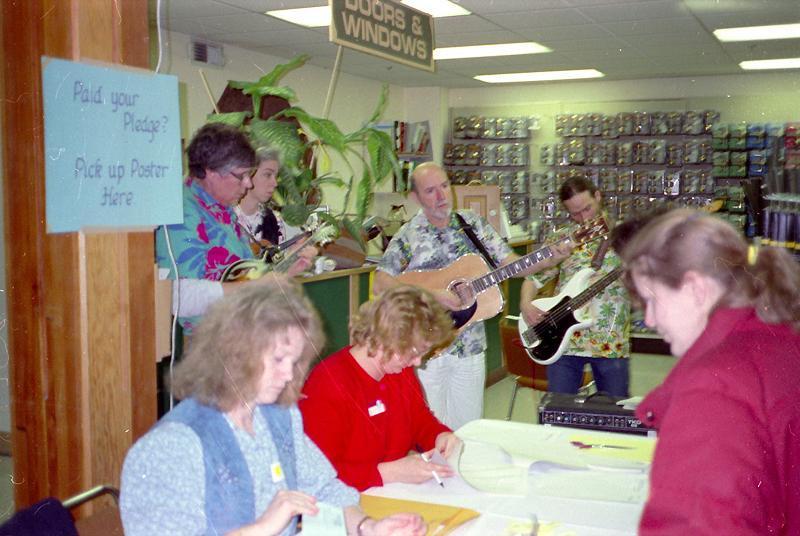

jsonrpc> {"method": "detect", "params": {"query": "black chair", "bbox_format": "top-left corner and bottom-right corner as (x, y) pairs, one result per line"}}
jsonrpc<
(0, 485), (120, 536)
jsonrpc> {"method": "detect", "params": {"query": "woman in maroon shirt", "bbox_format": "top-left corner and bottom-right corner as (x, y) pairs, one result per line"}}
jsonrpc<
(621, 209), (800, 534)
(300, 286), (461, 491)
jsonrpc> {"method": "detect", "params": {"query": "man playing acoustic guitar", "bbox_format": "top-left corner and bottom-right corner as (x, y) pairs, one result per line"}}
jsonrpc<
(521, 177), (632, 397)
(373, 162), (570, 430)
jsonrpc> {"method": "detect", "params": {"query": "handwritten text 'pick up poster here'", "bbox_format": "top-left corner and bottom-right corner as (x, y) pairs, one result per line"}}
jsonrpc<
(42, 57), (183, 233)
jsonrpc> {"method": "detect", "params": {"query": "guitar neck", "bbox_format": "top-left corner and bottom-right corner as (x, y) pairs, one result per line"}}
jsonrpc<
(470, 245), (557, 293)
(570, 266), (624, 309)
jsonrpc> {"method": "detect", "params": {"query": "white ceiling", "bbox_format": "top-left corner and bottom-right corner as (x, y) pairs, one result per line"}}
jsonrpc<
(160, 0), (800, 88)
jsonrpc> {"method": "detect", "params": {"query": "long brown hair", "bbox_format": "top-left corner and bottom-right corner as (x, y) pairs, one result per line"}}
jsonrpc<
(172, 276), (324, 410)
(621, 209), (800, 330)
(350, 286), (455, 361)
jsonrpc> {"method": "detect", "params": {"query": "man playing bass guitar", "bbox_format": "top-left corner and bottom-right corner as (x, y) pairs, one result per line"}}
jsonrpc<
(521, 177), (632, 397)
(373, 163), (570, 430)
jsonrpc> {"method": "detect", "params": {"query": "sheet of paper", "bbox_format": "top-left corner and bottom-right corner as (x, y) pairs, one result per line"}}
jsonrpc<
(301, 501), (346, 536)
(360, 495), (479, 536)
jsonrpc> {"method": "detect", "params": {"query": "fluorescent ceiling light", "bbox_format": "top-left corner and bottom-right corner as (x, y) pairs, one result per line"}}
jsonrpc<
(266, 6), (329, 28)
(402, 0), (470, 17)
(713, 23), (800, 42)
(739, 57), (800, 70)
(267, 1), (470, 28)
(434, 42), (551, 60)
(475, 69), (605, 84)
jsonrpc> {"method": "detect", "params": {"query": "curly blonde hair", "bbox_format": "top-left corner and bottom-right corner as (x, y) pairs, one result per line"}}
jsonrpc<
(171, 276), (324, 410)
(350, 286), (455, 361)
(621, 209), (800, 331)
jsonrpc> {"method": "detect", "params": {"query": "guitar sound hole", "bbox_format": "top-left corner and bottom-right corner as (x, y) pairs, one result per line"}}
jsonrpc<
(449, 280), (475, 308)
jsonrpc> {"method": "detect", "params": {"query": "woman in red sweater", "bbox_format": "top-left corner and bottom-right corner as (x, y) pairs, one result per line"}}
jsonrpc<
(621, 209), (800, 534)
(299, 286), (461, 491)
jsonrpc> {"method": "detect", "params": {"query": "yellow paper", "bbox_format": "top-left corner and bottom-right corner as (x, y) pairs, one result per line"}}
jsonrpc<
(360, 494), (479, 536)
(568, 434), (655, 463)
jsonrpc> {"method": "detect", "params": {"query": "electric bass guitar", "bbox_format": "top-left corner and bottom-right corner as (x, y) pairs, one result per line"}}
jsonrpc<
(221, 219), (339, 282)
(517, 265), (624, 365)
(394, 217), (609, 330)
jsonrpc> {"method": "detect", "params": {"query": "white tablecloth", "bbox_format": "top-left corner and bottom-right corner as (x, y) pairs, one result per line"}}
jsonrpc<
(364, 419), (656, 535)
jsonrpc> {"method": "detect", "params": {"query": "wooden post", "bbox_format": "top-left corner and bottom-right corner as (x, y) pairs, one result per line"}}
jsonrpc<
(1, 0), (156, 510)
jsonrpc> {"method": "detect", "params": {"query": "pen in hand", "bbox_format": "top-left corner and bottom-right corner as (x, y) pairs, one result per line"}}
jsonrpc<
(420, 452), (445, 487)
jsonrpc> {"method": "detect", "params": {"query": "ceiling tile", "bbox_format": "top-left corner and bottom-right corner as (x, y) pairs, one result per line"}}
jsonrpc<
(434, 31), (531, 47)
(163, 0), (249, 19)
(515, 24), (613, 41)
(434, 14), (505, 34)
(578, 0), (690, 22)
(456, 0), (567, 13)
(482, 8), (592, 29)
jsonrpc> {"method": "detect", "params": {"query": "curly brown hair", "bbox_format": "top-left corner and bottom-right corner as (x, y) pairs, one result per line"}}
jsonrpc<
(350, 286), (455, 361)
(621, 209), (800, 331)
(171, 276), (324, 410)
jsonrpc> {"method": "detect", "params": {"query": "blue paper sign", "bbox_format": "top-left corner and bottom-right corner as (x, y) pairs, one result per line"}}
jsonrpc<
(42, 57), (183, 233)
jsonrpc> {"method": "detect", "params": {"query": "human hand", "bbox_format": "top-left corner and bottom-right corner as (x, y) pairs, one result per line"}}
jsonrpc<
(521, 302), (547, 326)
(359, 513), (426, 536)
(285, 246), (318, 276)
(253, 490), (317, 535)
(433, 288), (463, 311)
(548, 242), (573, 265)
(434, 432), (462, 459)
(377, 451), (453, 485)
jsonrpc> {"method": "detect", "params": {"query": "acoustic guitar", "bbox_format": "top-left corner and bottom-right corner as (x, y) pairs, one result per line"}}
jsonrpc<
(517, 266), (624, 365)
(394, 216), (609, 330)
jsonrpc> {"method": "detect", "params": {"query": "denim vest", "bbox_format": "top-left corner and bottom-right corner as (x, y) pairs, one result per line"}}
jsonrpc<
(162, 398), (297, 535)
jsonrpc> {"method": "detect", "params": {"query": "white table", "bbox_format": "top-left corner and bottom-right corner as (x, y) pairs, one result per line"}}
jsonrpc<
(364, 420), (655, 535)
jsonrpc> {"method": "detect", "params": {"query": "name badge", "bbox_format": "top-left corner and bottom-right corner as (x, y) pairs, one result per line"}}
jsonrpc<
(270, 462), (284, 483)
(368, 399), (386, 417)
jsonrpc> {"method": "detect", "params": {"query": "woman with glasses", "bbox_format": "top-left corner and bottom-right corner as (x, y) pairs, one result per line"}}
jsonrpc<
(121, 279), (426, 536)
(299, 286), (462, 491)
(155, 123), (268, 333)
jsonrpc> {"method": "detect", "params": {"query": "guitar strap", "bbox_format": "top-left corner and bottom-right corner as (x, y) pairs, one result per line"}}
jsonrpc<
(455, 213), (498, 269)
(590, 238), (610, 270)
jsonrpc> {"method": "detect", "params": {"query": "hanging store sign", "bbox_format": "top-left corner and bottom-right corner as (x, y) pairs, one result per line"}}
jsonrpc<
(330, 0), (435, 73)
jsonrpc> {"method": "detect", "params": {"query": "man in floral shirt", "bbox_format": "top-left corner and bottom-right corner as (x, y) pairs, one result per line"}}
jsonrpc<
(521, 177), (631, 396)
(374, 163), (567, 430)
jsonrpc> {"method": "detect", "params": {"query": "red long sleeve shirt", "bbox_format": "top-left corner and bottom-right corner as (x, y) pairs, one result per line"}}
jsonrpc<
(299, 346), (450, 491)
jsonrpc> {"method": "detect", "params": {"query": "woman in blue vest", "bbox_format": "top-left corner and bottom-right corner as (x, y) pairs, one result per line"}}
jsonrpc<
(120, 276), (425, 536)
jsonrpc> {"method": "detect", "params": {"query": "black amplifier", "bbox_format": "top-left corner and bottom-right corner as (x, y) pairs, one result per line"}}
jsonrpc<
(538, 392), (651, 436)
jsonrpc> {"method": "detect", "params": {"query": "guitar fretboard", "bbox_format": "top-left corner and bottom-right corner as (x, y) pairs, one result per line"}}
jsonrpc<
(568, 266), (624, 311)
(471, 246), (555, 293)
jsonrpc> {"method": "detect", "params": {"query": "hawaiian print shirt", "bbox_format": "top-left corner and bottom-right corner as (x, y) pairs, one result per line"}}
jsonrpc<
(377, 209), (511, 357)
(528, 218), (630, 359)
(155, 179), (253, 332)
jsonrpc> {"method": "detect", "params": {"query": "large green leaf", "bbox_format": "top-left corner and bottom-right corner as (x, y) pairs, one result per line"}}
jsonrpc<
(342, 216), (366, 249)
(256, 54), (309, 88)
(282, 203), (311, 227)
(249, 119), (304, 169)
(206, 111), (251, 127)
(354, 168), (372, 226)
(248, 85), (297, 102)
(366, 128), (399, 185)
(365, 84), (390, 125)
(281, 109), (346, 152)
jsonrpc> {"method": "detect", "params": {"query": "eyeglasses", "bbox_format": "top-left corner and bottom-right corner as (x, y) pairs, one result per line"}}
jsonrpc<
(223, 167), (255, 182)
